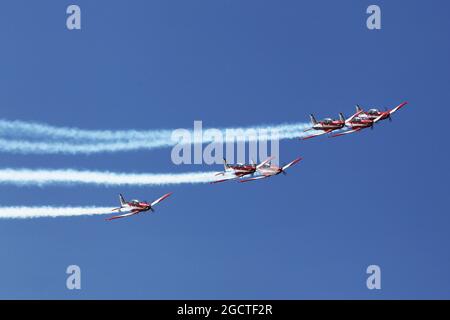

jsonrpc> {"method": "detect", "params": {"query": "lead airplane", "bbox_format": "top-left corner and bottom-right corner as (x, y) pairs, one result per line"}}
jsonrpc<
(105, 192), (173, 221)
(211, 157), (276, 184)
(239, 156), (303, 183)
(355, 101), (408, 123)
(302, 113), (346, 139)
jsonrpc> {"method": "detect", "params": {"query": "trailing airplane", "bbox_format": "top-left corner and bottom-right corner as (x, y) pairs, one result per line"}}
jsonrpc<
(302, 113), (346, 139)
(211, 157), (273, 183)
(239, 156), (303, 182)
(330, 112), (374, 137)
(105, 192), (173, 221)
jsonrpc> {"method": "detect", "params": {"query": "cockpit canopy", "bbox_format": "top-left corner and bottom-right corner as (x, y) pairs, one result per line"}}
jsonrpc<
(131, 199), (140, 204)
(323, 118), (333, 123)
(368, 108), (379, 114)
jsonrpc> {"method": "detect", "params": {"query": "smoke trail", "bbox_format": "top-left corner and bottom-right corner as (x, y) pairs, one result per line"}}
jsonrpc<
(0, 207), (114, 219)
(0, 120), (311, 154)
(0, 168), (216, 187)
(0, 119), (309, 142)
(0, 138), (174, 154)
(0, 119), (173, 142)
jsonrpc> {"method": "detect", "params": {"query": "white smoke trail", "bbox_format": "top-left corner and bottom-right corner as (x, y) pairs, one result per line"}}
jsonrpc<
(0, 138), (173, 154)
(0, 207), (114, 219)
(0, 168), (216, 187)
(0, 119), (173, 141)
(0, 119), (309, 142)
(0, 120), (311, 154)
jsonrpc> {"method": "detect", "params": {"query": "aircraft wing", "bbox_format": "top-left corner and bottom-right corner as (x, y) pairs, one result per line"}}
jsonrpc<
(210, 175), (239, 184)
(238, 175), (269, 183)
(331, 128), (362, 138)
(282, 157), (303, 171)
(301, 129), (332, 140)
(105, 210), (140, 221)
(150, 192), (173, 207)
(389, 101), (408, 115)
(256, 156), (275, 169)
(345, 110), (363, 123)
(373, 114), (385, 123)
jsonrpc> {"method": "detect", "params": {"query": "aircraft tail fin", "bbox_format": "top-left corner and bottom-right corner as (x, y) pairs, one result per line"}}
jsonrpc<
(339, 113), (345, 122)
(223, 158), (228, 170)
(309, 114), (318, 125)
(119, 194), (126, 207)
(356, 105), (363, 113)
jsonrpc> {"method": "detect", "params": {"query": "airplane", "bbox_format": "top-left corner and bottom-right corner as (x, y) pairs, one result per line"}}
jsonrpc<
(105, 192), (173, 221)
(302, 113), (346, 139)
(355, 101), (408, 123)
(331, 101), (407, 137)
(211, 157), (276, 183)
(239, 156), (303, 183)
(330, 112), (374, 138)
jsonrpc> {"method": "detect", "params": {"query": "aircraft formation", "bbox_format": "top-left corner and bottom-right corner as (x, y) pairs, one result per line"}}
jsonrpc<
(105, 101), (408, 221)
(302, 101), (408, 139)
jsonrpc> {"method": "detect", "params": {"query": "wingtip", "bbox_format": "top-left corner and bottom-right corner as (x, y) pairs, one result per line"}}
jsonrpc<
(163, 192), (174, 198)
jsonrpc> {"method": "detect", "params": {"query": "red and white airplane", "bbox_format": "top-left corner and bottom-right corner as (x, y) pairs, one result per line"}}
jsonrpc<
(331, 101), (408, 137)
(211, 158), (272, 183)
(106, 192), (173, 221)
(239, 156), (303, 183)
(302, 113), (346, 139)
(330, 111), (373, 137)
(355, 101), (408, 123)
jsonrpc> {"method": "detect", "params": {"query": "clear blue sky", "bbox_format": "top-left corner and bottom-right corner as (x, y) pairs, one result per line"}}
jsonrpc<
(0, 0), (449, 299)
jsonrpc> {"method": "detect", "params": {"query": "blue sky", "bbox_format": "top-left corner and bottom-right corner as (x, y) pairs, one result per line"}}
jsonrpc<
(0, 0), (449, 299)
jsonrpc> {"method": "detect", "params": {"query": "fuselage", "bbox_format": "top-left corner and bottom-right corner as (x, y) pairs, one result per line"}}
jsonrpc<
(226, 164), (256, 176)
(359, 111), (389, 121)
(256, 164), (282, 176)
(346, 117), (373, 129)
(313, 120), (345, 131)
(122, 201), (152, 213)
